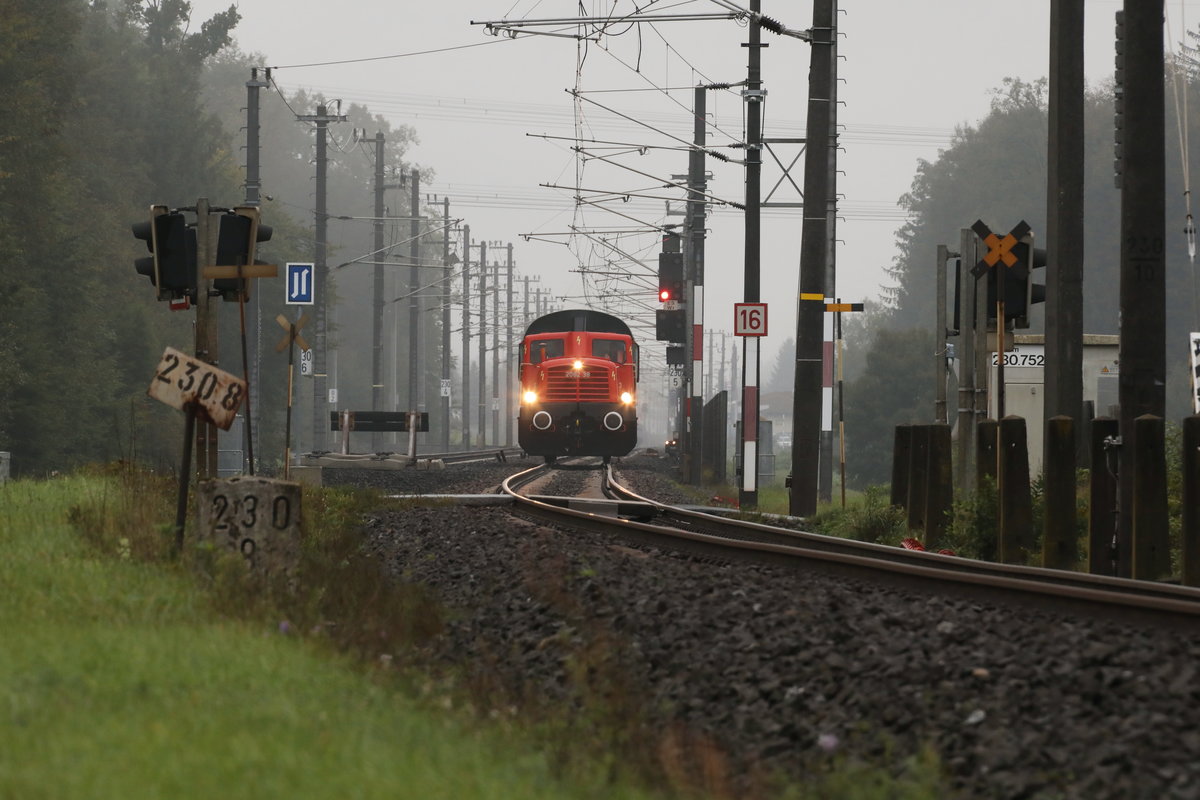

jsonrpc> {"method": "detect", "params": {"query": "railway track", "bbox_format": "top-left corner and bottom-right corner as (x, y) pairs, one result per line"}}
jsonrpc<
(359, 452), (1200, 797)
(501, 459), (1200, 630)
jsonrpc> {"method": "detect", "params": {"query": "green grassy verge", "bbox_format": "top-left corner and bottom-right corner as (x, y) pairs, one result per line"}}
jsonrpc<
(2, 468), (949, 799)
(0, 474), (658, 800)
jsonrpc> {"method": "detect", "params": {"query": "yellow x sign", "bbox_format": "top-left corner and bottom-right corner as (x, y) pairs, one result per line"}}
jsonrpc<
(971, 219), (1032, 277)
(982, 233), (1019, 267)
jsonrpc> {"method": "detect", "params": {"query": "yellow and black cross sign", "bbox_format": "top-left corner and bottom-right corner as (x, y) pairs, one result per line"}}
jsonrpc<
(970, 219), (1031, 277)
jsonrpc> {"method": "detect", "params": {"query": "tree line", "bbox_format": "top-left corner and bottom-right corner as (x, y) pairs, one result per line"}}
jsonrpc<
(843, 74), (1200, 487)
(5, 4), (1198, 485)
(0, 0), (450, 475)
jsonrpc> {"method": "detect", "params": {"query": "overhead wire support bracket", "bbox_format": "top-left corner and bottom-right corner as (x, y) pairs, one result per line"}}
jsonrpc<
(471, 13), (745, 34)
(572, 194), (676, 233)
(541, 182), (714, 206)
(567, 89), (706, 153)
(569, 146), (740, 210)
(704, 0), (812, 40)
(471, 8), (811, 41)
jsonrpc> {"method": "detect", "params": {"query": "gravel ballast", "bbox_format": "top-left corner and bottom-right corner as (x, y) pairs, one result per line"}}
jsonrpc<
(338, 454), (1200, 799)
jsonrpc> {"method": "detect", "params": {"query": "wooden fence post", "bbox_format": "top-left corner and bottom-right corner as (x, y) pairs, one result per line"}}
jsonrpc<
(925, 423), (953, 551)
(1131, 414), (1169, 581)
(998, 416), (1033, 564)
(976, 419), (998, 492)
(1183, 416), (1200, 587)
(1043, 415), (1077, 570)
(906, 424), (930, 532)
(891, 424), (912, 509)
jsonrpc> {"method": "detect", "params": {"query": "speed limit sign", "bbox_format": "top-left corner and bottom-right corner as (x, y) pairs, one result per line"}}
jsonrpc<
(734, 303), (768, 336)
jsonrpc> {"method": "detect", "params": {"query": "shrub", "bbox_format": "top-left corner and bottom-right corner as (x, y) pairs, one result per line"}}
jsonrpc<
(812, 485), (907, 546)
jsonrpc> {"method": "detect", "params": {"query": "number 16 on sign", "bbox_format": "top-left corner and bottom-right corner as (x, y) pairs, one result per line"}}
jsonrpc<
(734, 303), (767, 337)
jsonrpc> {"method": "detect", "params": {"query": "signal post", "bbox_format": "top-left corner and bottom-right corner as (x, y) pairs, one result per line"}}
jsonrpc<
(132, 199), (275, 479)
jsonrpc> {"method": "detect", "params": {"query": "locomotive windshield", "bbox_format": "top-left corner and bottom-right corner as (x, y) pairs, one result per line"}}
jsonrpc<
(530, 338), (565, 363)
(591, 338), (627, 363)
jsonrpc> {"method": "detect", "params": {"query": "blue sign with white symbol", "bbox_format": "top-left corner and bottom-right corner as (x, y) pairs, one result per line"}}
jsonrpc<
(286, 262), (315, 305)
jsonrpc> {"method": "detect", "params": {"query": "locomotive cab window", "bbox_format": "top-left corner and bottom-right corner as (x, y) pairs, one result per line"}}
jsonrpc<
(530, 338), (564, 363)
(592, 338), (627, 363)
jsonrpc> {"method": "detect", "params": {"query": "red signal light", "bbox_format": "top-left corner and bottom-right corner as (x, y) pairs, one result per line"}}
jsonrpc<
(659, 288), (672, 302)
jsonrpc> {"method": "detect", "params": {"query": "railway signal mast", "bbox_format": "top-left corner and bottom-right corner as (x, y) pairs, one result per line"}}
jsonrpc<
(131, 201), (276, 478)
(790, 0), (836, 517)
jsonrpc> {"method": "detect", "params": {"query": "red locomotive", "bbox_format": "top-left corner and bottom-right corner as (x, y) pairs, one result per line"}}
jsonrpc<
(518, 309), (639, 462)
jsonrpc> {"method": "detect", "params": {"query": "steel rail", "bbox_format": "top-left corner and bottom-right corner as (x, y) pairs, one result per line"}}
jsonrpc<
(302, 448), (521, 466)
(497, 463), (1200, 629)
(603, 466), (1200, 610)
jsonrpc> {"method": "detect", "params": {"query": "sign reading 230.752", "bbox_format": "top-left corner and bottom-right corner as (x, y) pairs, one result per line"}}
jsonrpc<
(147, 346), (247, 430)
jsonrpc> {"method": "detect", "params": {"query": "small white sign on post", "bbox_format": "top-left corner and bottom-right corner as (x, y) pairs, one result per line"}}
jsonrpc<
(440, 378), (451, 398)
(734, 302), (768, 337)
(299, 349), (313, 376)
(147, 347), (246, 430)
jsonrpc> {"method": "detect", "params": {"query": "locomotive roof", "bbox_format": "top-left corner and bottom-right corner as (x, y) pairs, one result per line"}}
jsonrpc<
(524, 309), (633, 338)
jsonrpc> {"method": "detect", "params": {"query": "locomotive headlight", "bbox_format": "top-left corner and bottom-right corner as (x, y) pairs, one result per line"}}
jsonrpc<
(620, 391), (633, 404)
(523, 390), (538, 404)
(573, 359), (584, 371)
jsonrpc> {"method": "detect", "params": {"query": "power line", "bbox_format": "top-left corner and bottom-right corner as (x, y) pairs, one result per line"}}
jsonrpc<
(265, 84), (954, 148)
(267, 39), (512, 70)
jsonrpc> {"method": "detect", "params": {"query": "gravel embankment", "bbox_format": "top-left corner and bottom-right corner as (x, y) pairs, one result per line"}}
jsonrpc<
(342, 453), (1200, 799)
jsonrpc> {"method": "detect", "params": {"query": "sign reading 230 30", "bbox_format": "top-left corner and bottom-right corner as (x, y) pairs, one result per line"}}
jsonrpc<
(147, 346), (246, 430)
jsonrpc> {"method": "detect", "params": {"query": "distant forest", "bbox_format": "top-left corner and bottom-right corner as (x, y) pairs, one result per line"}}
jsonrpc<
(2, 2), (1198, 485)
(841, 74), (1200, 487)
(0, 1), (440, 474)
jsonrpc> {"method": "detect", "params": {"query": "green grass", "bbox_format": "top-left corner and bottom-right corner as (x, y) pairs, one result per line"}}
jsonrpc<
(0, 469), (951, 799)
(694, 480), (865, 521)
(0, 475), (659, 800)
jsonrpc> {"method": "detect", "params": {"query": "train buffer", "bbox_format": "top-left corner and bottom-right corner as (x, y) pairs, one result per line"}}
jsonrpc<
(328, 410), (430, 455)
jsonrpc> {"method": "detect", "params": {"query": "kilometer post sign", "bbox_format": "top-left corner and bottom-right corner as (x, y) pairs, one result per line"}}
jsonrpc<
(148, 346), (247, 429)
